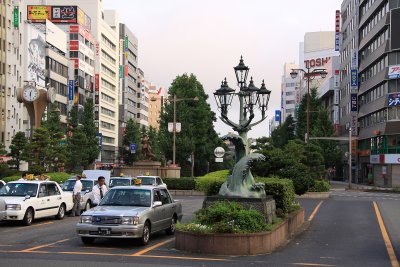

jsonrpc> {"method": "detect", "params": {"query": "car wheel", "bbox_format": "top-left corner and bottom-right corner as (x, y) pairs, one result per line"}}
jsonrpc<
(55, 204), (66, 220)
(81, 236), (95, 245)
(140, 222), (151, 245)
(166, 216), (176, 235)
(85, 200), (91, 211)
(22, 208), (34, 226)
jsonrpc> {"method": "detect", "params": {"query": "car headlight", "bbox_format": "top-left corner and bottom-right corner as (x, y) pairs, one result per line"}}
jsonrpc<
(121, 216), (139, 225)
(80, 215), (93, 224)
(6, 204), (21, 210)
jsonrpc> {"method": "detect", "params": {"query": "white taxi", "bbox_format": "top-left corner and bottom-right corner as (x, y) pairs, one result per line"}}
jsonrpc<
(0, 180), (73, 225)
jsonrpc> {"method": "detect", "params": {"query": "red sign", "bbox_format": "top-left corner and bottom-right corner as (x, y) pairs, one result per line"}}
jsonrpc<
(335, 10), (340, 33)
(95, 43), (100, 57)
(304, 57), (331, 68)
(124, 65), (128, 77)
(95, 74), (99, 91)
(69, 40), (78, 50)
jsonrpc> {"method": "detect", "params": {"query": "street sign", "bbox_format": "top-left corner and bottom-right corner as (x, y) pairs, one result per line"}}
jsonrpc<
(130, 143), (136, 154)
(214, 147), (225, 158)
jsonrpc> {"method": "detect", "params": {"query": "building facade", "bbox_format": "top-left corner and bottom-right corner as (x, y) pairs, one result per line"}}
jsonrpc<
(281, 62), (299, 124)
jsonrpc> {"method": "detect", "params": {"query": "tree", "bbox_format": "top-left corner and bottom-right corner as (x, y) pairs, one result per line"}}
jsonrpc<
(121, 118), (141, 166)
(159, 73), (222, 176)
(0, 142), (6, 156)
(270, 114), (296, 147)
(7, 132), (28, 170)
(148, 126), (162, 161)
(28, 127), (50, 174)
(43, 105), (66, 172)
(65, 126), (88, 172)
(295, 87), (320, 141)
(82, 98), (99, 167)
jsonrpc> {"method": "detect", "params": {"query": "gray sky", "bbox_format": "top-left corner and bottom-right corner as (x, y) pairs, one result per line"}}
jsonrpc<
(103, 0), (342, 138)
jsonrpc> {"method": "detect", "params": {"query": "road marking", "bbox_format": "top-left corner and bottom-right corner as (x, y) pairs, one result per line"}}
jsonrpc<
(131, 238), (174, 256)
(2, 221), (53, 233)
(139, 254), (229, 261)
(291, 263), (335, 266)
(373, 201), (400, 267)
(20, 238), (70, 252)
(308, 200), (323, 222)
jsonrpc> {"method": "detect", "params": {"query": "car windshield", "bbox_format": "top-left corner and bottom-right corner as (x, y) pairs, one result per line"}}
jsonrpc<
(100, 188), (151, 207)
(0, 183), (38, 197)
(138, 177), (155, 185)
(62, 180), (93, 191)
(109, 178), (130, 187)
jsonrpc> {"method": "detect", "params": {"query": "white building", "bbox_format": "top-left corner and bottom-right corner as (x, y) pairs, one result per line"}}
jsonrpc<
(281, 62), (300, 123)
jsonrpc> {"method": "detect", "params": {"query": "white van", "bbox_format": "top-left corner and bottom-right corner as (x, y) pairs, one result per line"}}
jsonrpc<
(82, 170), (111, 186)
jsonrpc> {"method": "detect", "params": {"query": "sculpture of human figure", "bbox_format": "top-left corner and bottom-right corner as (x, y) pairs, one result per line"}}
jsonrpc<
(141, 134), (154, 160)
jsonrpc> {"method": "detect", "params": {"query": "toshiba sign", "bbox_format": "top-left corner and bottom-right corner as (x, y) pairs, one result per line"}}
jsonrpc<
(304, 57), (331, 68)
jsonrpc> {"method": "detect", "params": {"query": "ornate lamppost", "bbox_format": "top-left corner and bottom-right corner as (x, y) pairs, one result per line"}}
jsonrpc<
(289, 66), (327, 144)
(213, 56), (271, 197)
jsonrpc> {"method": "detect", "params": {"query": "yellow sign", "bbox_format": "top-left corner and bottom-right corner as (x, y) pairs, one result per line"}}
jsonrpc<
(77, 8), (84, 26)
(27, 6), (51, 21)
(134, 179), (142, 185)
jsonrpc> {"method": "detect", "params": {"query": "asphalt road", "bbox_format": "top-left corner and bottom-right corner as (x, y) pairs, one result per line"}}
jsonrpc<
(0, 192), (399, 267)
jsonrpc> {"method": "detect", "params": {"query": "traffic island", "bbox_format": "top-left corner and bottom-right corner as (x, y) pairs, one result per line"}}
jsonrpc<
(175, 208), (305, 255)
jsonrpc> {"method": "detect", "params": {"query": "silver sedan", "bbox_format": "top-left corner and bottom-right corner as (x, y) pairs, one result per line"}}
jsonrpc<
(76, 185), (182, 245)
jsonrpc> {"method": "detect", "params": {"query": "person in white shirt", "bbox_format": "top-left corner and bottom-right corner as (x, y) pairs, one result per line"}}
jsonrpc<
(92, 176), (108, 206)
(70, 175), (82, 217)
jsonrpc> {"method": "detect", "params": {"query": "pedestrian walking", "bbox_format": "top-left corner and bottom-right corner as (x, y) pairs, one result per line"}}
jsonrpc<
(92, 176), (108, 206)
(70, 175), (82, 217)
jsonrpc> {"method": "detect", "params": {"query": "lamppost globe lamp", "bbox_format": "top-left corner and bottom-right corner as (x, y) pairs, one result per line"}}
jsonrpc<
(320, 70), (328, 79)
(242, 77), (260, 109)
(234, 56), (250, 87)
(290, 70), (298, 79)
(258, 79), (271, 117)
(213, 78), (235, 115)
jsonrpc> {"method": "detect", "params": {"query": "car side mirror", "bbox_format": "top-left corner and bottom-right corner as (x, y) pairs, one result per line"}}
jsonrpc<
(153, 201), (162, 207)
(85, 189), (90, 194)
(24, 195), (31, 201)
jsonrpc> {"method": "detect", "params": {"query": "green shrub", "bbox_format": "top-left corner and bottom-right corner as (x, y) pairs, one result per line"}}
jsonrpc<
(194, 201), (269, 233)
(195, 170), (229, 196)
(164, 178), (196, 190)
(308, 180), (330, 192)
(255, 176), (295, 215)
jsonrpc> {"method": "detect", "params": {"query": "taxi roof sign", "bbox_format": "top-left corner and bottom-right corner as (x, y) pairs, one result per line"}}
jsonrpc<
(134, 179), (142, 185)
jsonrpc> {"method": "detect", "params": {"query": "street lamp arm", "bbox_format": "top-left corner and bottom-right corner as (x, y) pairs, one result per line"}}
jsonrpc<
(220, 114), (240, 129)
(248, 115), (268, 128)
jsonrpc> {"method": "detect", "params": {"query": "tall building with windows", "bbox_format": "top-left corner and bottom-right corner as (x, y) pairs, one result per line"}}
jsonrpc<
(0, 0), (7, 146)
(281, 62), (299, 123)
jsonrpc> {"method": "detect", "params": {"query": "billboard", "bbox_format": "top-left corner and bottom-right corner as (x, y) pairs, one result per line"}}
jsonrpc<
(25, 24), (46, 88)
(388, 93), (400, 107)
(27, 5), (84, 23)
(350, 69), (358, 87)
(388, 65), (400, 80)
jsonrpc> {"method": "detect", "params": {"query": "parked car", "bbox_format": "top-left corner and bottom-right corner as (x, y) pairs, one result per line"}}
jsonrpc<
(0, 180), (73, 225)
(0, 198), (5, 221)
(62, 177), (98, 211)
(0, 180), (5, 189)
(76, 184), (182, 245)
(109, 176), (135, 188)
(136, 176), (167, 188)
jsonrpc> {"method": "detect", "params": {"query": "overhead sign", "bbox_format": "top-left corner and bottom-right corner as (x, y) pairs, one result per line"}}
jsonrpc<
(275, 110), (281, 122)
(350, 94), (358, 111)
(388, 93), (400, 106)
(130, 144), (136, 154)
(350, 69), (358, 87)
(388, 65), (400, 79)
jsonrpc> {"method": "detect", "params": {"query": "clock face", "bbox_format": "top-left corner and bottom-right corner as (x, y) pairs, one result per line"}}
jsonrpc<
(23, 86), (39, 102)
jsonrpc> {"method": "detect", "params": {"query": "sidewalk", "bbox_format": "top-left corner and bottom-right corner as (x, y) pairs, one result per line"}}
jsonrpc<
(329, 180), (394, 191)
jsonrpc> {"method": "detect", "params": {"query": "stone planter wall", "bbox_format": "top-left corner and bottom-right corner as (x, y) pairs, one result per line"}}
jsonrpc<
(296, 192), (330, 199)
(175, 208), (305, 255)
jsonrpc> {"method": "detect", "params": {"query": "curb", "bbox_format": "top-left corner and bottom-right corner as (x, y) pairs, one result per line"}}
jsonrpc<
(169, 190), (205, 196)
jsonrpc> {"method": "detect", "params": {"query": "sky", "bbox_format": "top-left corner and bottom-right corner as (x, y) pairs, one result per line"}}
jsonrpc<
(103, 0), (342, 139)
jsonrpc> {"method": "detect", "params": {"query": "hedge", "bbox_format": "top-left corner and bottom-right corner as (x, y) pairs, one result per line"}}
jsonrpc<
(255, 176), (295, 215)
(308, 180), (330, 192)
(164, 178), (196, 190)
(195, 170), (229, 196)
(2, 172), (74, 184)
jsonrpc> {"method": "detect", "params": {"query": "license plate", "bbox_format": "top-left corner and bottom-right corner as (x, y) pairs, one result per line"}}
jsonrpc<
(98, 227), (111, 235)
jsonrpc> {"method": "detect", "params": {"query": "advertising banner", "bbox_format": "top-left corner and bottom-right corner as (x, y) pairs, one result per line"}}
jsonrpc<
(388, 65), (400, 79)
(25, 24), (46, 88)
(388, 93), (400, 106)
(51, 6), (77, 23)
(68, 80), (74, 101)
(95, 74), (99, 91)
(13, 6), (19, 28)
(27, 6), (51, 22)
(351, 114), (358, 136)
(351, 50), (358, 68)
(335, 10), (340, 51)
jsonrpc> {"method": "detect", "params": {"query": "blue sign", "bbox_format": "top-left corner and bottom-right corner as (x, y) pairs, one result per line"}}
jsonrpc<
(130, 143), (136, 154)
(68, 80), (74, 101)
(275, 110), (281, 122)
(350, 69), (358, 87)
(350, 94), (358, 111)
(335, 32), (340, 51)
(388, 93), (400, 106)
(98, 133), (102, 148)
